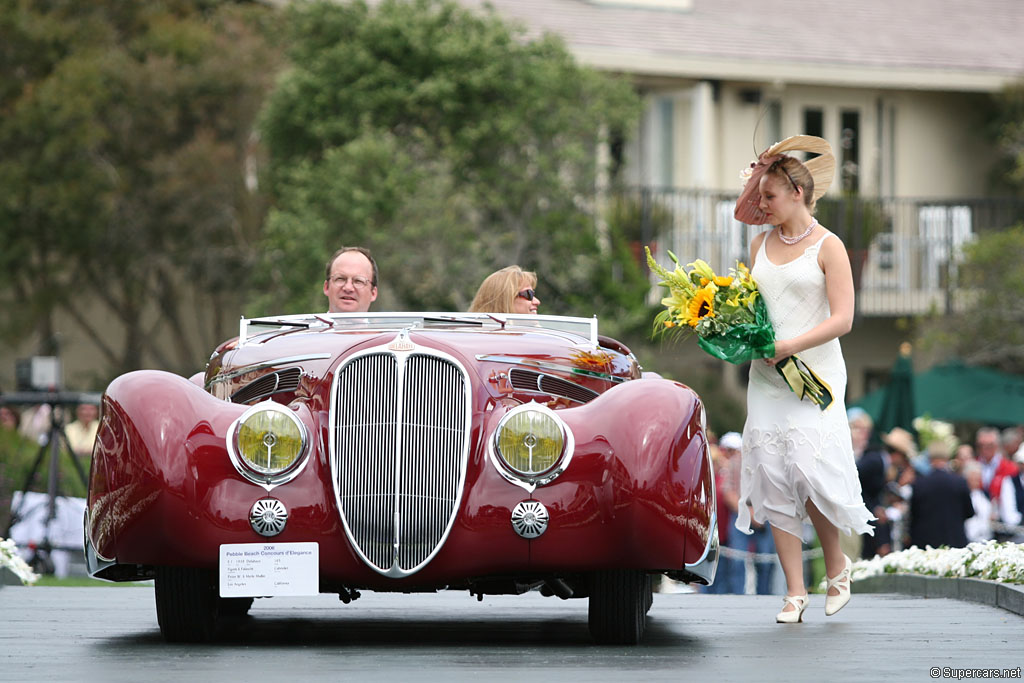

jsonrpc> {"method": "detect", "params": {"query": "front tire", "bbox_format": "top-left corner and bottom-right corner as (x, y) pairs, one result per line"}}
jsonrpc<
(218, 597), (254, 617)
(587, 570), (652, 645)
(154, 566), (220, 643)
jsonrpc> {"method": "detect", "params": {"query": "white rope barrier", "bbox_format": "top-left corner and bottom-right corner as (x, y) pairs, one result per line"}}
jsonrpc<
(717, 523), (1024, 563)
(718, 545), (823, 562)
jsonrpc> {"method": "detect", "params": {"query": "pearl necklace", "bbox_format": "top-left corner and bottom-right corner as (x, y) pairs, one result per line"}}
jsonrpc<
(777, 218), (818, 245)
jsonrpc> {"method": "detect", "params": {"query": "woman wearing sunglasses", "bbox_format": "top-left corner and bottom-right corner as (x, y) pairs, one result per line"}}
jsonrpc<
(469, 265), (541, 314)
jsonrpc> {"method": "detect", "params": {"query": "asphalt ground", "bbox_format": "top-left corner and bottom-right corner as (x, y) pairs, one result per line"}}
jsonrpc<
(1, 585), (1021, 682)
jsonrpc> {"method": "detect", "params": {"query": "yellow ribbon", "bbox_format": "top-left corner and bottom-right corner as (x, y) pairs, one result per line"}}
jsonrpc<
(776, 355), (834, 410)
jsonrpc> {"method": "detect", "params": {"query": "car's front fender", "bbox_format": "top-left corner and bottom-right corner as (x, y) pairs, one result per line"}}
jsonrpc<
(522, 377), (715, 575)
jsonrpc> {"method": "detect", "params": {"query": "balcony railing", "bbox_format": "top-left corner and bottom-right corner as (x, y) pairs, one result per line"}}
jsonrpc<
(612, 188), (1024, 317)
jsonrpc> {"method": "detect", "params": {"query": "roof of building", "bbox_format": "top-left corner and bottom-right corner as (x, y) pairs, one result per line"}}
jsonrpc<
(460, 0), (1024, 91)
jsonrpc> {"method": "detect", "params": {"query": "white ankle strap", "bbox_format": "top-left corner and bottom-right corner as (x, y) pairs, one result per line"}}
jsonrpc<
(783, 594), (808, 607)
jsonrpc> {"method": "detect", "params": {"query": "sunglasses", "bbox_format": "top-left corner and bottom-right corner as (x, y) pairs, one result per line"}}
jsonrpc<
(517, 288), (537, 301)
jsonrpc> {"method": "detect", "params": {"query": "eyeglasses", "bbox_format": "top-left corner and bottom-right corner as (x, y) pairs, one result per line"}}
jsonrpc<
(330, 275), (372, 290)
(517, 288), (537, 301)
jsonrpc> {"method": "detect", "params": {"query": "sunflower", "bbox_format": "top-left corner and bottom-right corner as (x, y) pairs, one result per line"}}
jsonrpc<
(714, 275), (734, 287)
(686, 286), (716, 327)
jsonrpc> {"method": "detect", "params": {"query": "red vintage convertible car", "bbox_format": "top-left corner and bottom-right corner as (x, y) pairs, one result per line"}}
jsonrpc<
(85, 313), (717, 644)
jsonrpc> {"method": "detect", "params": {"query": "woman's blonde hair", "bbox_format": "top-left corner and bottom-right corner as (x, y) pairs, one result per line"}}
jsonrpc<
(765, 156), (818, 212)
(469, 265), (537, 314)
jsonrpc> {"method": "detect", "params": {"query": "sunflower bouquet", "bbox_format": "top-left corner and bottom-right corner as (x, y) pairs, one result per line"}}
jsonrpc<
(645, 247), (833, 409)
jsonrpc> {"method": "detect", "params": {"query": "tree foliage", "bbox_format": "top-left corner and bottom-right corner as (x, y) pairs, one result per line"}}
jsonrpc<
(921, 225), (1024, 373)
(255, 0), (646, 327)
(990, 78), (1024, 195)
(932, 80), (1024, 372)
(0, 0), (279, 380)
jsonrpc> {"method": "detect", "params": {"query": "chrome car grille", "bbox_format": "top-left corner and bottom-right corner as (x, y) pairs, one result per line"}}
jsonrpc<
(331, 346), (470, 577)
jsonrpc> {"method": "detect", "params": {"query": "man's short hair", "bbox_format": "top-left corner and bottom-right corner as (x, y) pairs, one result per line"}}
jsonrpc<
(976, 426), (1000, 443)
(325, 247), (378, 288)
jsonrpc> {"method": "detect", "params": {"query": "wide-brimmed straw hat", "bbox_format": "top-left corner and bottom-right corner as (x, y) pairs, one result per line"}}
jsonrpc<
(734, 135), (836, 225)
(881, 427), (918, 459)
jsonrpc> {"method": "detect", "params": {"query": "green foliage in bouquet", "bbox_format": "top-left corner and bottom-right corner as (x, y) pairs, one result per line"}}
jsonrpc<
(695, 295), (776, 364)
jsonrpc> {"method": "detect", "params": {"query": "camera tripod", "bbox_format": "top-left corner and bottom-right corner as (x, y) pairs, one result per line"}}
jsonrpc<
(2, 392), (97, 574)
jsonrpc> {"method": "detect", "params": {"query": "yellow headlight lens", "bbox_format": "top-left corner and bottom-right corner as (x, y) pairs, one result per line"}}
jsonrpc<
(235, 408), (305, 475)
(495, 409), (565, 476)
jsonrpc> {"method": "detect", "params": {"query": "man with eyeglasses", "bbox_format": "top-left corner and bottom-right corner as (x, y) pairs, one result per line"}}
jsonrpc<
(323, 246), (379, 313)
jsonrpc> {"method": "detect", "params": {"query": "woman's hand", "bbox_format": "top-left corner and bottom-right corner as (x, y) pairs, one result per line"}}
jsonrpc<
(764, 338), (793, 366)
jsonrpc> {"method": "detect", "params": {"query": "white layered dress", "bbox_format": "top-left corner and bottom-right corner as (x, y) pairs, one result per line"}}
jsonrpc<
(736, 232), (875, 540)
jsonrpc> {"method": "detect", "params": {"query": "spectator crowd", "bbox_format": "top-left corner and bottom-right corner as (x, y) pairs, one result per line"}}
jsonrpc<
(847, 414), (1024, 557)
(705, 414), (1024, 594)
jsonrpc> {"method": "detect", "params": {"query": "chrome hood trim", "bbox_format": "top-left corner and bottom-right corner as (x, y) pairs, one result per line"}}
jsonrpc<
(206, 353), (331, 388)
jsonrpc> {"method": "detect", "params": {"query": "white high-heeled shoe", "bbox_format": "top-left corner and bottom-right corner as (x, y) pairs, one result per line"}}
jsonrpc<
(775, 594), (808, 623)
(824, 554), (852, 616)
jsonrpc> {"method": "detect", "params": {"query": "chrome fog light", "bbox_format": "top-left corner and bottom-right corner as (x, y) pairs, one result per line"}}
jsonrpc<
(511, 500), (549, 539)
(250, 498), (288, 537)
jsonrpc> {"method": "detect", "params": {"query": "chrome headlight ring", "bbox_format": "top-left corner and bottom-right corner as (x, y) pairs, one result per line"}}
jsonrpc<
(487, 401), (574, 493)
(226, 400), (311, 490)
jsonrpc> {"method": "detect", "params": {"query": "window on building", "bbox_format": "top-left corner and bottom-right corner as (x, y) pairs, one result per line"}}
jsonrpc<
(638, 95), (674, 187)
(841, 109), (860, 193)
(656, 97), (674, 187)
(764, 100), (781, 150)
(609, 129), (625, 183)
(803, 108), (824, 161)
(803, 108), (824, 137)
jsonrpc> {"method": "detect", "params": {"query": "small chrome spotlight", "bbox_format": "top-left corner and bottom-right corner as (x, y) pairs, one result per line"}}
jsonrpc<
(511, 500), (549, 539)
(250, 498), (288, 537)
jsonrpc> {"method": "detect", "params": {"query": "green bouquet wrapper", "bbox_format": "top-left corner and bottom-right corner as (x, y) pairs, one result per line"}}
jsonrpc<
(696, 296), (776, 364)
(696, 297), (834, 410)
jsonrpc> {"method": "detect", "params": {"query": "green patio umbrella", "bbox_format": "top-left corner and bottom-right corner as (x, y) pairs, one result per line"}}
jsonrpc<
(856, 358), (1024, 427)
(868, 343), (917, 445)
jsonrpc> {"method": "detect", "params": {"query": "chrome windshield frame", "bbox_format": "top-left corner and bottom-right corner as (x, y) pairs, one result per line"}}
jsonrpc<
(237, 312), (598, 348)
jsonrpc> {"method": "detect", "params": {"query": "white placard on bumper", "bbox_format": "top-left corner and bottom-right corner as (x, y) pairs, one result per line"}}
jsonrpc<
(219, 542), (319, 598)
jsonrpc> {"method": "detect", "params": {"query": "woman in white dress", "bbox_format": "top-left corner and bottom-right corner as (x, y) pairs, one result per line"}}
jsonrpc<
(733, 136), (875, 623)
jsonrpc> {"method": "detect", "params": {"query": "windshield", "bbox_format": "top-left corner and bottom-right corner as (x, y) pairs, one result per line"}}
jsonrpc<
(239, 312), (598, 348)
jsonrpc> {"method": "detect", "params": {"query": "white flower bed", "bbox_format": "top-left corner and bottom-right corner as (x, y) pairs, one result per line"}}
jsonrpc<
(0, 537), (39, 585)
(852, 541), (1024, 584)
